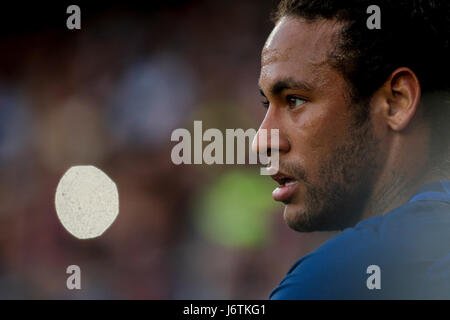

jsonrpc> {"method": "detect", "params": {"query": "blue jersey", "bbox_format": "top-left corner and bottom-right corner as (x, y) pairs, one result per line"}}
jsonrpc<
(270, 180), (450, 299)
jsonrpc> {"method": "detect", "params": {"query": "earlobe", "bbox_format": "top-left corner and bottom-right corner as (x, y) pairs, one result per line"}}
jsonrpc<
(384, 68), (421, 131)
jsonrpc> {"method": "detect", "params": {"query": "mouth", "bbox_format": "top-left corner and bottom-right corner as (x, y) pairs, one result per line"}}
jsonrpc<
(270, 172), (299, 203)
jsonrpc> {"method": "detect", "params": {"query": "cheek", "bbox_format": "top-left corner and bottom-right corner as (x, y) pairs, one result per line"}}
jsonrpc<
(286, 101), (353, 168)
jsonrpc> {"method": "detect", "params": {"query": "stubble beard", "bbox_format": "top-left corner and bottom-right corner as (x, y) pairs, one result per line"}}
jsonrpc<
(285, 107), (381, 232)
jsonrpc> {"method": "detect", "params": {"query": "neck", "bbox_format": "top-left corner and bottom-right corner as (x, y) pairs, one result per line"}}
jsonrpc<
(361, 168), (426, 220)
(359, 150), (450, 221)
(359, 127), (433, 220)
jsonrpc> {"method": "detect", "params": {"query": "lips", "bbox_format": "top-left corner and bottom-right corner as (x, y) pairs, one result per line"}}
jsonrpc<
(270, 171), (299, 202)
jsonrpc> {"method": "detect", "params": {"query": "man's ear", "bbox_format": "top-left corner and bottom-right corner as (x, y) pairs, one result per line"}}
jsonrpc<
(376, 67), (421, 131)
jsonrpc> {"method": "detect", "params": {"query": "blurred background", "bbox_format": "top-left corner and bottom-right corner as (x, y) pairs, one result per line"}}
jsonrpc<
(0, 0), (336, 299)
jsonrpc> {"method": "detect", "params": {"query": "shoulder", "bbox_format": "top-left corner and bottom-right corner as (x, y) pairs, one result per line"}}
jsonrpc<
(270, 199), (450, 299)
(269, 220), (383, 299)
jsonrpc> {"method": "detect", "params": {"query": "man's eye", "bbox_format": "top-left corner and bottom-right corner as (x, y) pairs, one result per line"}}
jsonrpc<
(261, 100), (270, 109)
(287, 96), (306, 110)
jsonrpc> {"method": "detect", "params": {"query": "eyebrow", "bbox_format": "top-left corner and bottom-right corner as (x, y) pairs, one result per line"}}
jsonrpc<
(259, 77), (313, 97)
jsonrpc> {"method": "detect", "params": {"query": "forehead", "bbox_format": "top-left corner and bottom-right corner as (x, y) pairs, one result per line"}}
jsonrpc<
(260, 16), (343, 86)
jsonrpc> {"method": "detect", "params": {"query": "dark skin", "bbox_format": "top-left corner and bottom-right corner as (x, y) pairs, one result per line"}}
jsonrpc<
(253, 16), (433, 232)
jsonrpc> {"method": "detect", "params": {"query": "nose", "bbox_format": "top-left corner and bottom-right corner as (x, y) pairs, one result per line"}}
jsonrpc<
(252, 107), (290, 156)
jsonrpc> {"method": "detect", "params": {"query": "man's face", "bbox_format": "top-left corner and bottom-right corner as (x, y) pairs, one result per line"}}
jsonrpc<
(256, 16), (381, 232)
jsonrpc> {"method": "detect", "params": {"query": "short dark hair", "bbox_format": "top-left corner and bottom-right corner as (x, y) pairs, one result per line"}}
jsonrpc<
(273, 0), (450, 175)
(273, 0), (450, 98)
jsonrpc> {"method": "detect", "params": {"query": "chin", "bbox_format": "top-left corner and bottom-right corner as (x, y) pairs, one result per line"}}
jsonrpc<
(283, 201), (343, 232)
(283, 203), (313, 232)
